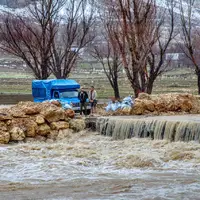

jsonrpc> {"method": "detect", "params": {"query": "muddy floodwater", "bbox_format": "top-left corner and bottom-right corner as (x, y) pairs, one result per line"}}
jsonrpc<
(1, 131), (200, 200)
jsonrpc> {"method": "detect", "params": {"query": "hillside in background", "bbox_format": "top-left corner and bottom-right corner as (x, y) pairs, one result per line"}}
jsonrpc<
(0, 0), (199, 18)
(0, 0), (32, 8)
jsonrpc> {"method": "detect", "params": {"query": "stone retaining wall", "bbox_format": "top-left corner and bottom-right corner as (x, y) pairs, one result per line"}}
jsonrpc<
(0, 101), (85, 144)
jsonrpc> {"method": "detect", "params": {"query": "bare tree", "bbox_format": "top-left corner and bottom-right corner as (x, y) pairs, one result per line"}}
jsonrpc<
(179, 0), (200, 94)
(49, 0), (95, 79)
(146, 0), (175, 94)
(91, 38), (122, 99)
(106, 0), (158, 97)
(91, 2), (122, 99)
(0, 0), (64, 79)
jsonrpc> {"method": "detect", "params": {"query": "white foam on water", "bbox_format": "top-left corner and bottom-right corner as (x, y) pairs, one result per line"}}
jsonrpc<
(1, 132), (200, 199)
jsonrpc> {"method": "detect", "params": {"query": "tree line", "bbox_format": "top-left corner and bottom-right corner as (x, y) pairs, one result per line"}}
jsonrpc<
(0, 0), (199, 98)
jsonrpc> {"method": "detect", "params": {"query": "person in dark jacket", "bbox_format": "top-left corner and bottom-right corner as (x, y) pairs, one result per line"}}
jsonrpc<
(78, 87), (88, 115)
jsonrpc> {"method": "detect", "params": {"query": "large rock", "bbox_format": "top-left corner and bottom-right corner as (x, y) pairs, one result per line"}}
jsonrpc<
(8, 118), (25, 130)
(22, 106), (40, 115)
(8, 118), (38, 137)
(35, 135), (46, 142)
(0, 101), (87, 143)
(17, 101), (36, 107)
(37, 124), (51, 136)
(15, 102), (41, 115)
(0, 113), (12, 121)
(143, 100), (155, 112)
(154, 99), (167, 112)
(47, 130), (59, 140)
(130, 100), (146, 115)
(0, 121), (8, 131)
(25, 120), (38, 137)
(0, 130), (10, 144)
(50, 121), (69, 130)
(41, 107), (65, 123)
(180, 100), (193, 112)
(65, 109), (75, 119)
(130, 93), (198, 115)
(9, 108), (27, 118)
(177, 94), (194, 112)
(69, 119), (85, 132)
(35, 115), (45, 124)
(50, 100), (62, 107)
(57, 129), (73, 140)
(138, 93), (151, 100)
(10, 127), (25, 141)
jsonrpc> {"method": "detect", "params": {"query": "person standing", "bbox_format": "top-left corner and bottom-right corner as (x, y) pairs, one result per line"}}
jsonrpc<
(88, 86), (97, 114)
(78, 87), (88, 115)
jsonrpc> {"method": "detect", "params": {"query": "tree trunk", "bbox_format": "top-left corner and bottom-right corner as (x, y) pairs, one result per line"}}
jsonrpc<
(41, 63), (49, 80)
(197, 70), (200, 95)
(54, 71), (63, 79)
(133, 87), (140, 98)
(113, 83), (120, 99)
(54, 70), (70, 79)
(146, 78), (154, 94)
(140, 70), (146, 92)
(131, 71), (141, 98)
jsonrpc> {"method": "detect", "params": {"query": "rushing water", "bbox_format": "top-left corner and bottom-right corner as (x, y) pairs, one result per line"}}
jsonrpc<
(1, 131), (200, 200)
(97, 115), (200, 142)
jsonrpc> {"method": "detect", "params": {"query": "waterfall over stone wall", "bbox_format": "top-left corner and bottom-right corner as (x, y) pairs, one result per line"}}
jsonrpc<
(96, 117), (200, 142)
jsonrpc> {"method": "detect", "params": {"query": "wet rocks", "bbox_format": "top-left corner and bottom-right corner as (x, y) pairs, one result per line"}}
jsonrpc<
(22, 106), (40, 115)
(41, 107), (65, 123)
(0, 101), (84, 144)
(0, 113), (12, 121)
(50, 121), (69, 130)
(47, 130), (59, 140)
(35, 115), (45, 125)
(130, 100), (146, 115)
(69, 119), (85, 132)
(65, 109), (75, 119)
(0, 121), (8, 131)
(138, 93), (151, 100)
(37, 124), (51, 136)
(0, 130), (10, 144)
(35, 135), (46, 142)
(130, 93), (200, 115)
(10, 127), (25, 141)
(25, 120), (38, 137)
(57, 129), (73, 140)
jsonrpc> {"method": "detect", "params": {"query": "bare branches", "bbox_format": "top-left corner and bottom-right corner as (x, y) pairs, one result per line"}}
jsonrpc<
(90, 0), (122, 98)
(180, 0), (199, 69)
(0, 0), (95, 79)
(0, 0), (64, 79)
(105, 0), (158, 96)
(49, 0), (96, 79)
(91, 31), (122, 98)
(179, 0), (200, 94)
(146, 0), (176, 93)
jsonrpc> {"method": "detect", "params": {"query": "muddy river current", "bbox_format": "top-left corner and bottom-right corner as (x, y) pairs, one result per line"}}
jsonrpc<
(1, 131), (200, 200)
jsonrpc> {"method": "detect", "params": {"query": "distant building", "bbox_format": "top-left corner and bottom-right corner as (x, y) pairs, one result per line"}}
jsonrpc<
(165, 53), (181, 61)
